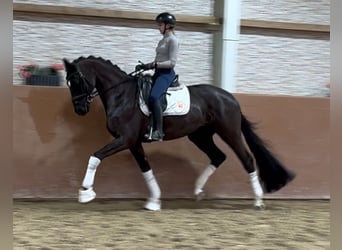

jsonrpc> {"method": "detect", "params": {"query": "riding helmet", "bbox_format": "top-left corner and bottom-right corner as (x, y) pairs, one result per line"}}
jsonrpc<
(155, 12), (176, 27)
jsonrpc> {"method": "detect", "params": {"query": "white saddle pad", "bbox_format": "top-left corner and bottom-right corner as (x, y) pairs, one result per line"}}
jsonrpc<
(139, 84), (190, 116)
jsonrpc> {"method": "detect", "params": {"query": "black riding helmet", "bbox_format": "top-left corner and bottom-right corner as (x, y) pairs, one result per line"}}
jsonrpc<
(155, 12), (176, 27)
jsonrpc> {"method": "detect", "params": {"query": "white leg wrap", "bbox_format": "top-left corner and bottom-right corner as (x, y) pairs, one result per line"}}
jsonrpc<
(78, 156), (101, 203)
(82, 156), (101, 189)
(78, 187), (96, 203)
(194, 164), (216, 196)
(142, 170), (161, 211)
(249, 171), (264, 198)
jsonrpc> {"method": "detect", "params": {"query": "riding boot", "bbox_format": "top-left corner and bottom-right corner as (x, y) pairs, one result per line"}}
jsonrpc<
(151, 100), (164, 141)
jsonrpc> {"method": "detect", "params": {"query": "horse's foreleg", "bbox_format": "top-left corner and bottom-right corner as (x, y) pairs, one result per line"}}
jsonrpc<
(130, 144), (161, 211)
(78, 138), (128, 204)
(78, 156), (100, 203)
(142, 170), (161, 211)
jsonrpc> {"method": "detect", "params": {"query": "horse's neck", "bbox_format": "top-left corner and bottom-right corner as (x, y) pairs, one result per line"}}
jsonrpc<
(96, 76), (137, 115)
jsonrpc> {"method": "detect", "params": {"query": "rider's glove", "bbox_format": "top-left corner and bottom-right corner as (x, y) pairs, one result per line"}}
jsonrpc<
(135, 62), (155, 71)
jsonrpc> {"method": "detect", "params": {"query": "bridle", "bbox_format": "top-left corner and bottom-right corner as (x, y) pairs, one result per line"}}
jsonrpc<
(66, 68), (143, 105)
(66, 71), (98, 104)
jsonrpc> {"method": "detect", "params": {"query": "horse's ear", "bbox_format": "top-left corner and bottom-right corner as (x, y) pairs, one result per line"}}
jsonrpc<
(62, 58), (74, 72)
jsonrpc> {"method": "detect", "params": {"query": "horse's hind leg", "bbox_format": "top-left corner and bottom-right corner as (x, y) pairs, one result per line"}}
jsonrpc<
(217, 128), (265, 209)
(130, 143), (161, 211)
(188, 126), (226, 200)
(232, 138), (265, 209)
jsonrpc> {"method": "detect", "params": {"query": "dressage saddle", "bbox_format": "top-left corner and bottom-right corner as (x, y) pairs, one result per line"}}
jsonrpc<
(138, 73), (180, 112)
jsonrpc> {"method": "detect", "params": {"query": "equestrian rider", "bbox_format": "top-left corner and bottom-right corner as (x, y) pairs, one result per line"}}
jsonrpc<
(135, 12), (179, 141)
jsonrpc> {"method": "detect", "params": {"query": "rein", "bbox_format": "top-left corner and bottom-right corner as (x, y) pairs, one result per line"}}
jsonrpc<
(67, 69), (141, 103)
(99, 76), (135, 96)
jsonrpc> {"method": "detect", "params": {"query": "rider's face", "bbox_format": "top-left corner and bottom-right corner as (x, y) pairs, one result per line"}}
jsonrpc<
(158, 23), (166, 34)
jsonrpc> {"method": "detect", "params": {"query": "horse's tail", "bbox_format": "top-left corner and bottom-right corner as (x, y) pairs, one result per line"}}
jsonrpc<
(240, 113), (296, 193)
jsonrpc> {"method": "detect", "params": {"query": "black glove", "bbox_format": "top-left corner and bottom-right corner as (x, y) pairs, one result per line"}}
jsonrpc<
(135, 62), (155, 71)
(135, 64), (144, 71)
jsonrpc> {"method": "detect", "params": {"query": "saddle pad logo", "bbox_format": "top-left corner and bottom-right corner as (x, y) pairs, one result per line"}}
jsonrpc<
(177, 101), (185, 111)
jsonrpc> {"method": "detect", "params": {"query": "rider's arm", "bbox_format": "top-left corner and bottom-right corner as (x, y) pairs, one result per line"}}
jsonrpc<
(155, 37), (178, 69)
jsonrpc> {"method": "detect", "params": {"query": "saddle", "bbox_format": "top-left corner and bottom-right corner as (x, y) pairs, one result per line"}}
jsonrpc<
(138, 74), (180, 112)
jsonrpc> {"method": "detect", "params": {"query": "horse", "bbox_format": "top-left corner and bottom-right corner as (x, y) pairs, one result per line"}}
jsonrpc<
(62, 55), (295, 211)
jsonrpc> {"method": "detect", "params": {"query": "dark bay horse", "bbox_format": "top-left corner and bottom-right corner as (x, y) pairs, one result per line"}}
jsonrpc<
(62, 56), (295, 210)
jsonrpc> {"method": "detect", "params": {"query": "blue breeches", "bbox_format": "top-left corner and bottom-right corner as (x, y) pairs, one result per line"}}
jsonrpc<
(148, 69), (176, 107)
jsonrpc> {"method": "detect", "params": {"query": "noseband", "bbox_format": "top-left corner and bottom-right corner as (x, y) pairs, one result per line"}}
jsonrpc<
(66, 71), (98, 104)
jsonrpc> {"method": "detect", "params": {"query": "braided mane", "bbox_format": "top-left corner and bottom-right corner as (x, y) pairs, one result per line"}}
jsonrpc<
(72, 55), (127, 75)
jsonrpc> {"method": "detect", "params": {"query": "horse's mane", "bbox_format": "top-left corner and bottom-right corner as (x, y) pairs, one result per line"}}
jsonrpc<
(72, 55), (128, 76)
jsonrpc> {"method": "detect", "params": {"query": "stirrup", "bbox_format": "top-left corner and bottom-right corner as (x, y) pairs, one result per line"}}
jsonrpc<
(151, 130), (164, 141)
(144, 126), (153, 141)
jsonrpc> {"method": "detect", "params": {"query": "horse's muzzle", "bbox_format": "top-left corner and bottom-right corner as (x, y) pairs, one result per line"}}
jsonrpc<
(74, 102), (89, 116)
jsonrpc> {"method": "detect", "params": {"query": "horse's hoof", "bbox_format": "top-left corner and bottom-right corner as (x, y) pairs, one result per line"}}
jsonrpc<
(78, 187), (96, 203)
(254, 199), (266, 210)
(144, 199), (161, 211)
(195, 191), (206, 201)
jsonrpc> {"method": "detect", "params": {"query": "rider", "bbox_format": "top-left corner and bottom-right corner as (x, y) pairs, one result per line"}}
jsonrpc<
(135, 12), (179, 141)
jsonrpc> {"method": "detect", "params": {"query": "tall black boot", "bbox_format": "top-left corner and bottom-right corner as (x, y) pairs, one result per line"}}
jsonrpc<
(151, 100), (164, 141)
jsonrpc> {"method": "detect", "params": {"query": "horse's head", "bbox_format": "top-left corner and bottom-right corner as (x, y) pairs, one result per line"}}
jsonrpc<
(63, 58), (96, 116)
